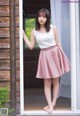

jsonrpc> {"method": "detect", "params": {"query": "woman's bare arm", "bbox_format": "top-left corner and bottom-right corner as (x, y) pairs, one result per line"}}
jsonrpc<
(53, 26), (62, 49)
(23, 29), (36, 50)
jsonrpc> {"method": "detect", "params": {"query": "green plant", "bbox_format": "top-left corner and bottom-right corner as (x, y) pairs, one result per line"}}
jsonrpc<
(25, 18), (38, 48)
(25, 18), (35, 40)
(0, 87), (9, 108)
(0, 87), (14, 115)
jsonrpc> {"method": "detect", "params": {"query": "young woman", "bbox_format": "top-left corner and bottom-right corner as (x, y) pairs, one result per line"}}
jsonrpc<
(23, 8), (70, 114)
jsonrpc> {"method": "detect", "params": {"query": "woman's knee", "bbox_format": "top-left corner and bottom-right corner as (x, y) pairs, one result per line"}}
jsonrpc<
(44, 79), (52, 87)
(53, 77), (59, 85)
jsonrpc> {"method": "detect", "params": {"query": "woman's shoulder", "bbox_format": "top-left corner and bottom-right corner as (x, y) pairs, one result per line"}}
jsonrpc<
(31, 28), (37, 37)
(50, 24), (56, 29)
(31, 28), (35, 33)
(31, 28), (36, 35)
(50, 24), (58, 35)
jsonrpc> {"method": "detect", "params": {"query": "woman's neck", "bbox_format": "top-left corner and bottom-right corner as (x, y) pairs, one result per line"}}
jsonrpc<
(40, 24), (45, 28)
(39, 27), (46, 32)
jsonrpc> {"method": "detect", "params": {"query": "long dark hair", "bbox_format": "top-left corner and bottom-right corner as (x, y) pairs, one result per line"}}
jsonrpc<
(35, 8), (51, 32)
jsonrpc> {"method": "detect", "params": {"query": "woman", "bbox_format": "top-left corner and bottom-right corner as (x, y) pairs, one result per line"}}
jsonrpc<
(23, 8), (70, 114)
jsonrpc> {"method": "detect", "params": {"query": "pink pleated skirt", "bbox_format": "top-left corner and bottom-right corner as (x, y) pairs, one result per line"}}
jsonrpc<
(36, 45), (71, 79)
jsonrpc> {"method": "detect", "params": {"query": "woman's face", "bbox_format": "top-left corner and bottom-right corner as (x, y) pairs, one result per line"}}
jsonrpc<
(38, 13), (47, 25)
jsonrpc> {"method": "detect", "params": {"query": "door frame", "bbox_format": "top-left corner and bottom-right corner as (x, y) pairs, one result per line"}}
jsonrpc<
(19, 0), (80, 115)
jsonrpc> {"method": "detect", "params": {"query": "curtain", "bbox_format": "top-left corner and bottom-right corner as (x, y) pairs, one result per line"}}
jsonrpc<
(50, 0), (62, 40)
(50, 0), (71, 98)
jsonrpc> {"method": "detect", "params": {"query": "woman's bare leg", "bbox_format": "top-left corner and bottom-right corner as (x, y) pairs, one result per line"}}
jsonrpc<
(46, 77), (59, 113)
(44, 79), (52, 112)
(52, 77), (60, 108)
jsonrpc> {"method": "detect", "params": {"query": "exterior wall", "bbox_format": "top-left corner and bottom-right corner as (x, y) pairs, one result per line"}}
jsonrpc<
(0, 0), (20, 115)
(0, 0), (10, 88)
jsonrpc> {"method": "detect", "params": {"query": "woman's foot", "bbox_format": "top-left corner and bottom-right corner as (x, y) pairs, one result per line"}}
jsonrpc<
(47, 105), (53, 114)
(44, 103), (56, 113)
(44, 106), (49, 111)
(47, 103), (56, 114)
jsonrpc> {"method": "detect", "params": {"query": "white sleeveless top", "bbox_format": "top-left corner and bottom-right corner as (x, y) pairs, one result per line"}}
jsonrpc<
(34, 25), (56, 49)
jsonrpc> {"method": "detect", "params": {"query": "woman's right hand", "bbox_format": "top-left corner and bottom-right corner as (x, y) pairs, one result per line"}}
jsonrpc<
(23, 30), (25, 35)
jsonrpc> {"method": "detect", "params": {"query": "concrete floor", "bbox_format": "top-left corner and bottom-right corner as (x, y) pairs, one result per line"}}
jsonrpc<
(24, 88), (71, 111)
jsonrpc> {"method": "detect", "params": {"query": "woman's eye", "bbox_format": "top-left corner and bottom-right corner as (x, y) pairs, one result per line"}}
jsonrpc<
(39, 16), (46, 18)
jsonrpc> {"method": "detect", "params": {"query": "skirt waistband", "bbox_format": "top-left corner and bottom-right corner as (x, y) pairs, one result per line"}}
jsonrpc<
(41, 45), (57, 51)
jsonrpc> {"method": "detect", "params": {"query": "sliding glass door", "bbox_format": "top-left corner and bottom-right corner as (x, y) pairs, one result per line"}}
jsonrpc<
(20, 0), (80, 115)
(76, 3), (80, 110)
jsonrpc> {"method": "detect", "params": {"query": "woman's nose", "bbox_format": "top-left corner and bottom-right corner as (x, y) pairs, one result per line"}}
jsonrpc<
(40, 16), (44, 19)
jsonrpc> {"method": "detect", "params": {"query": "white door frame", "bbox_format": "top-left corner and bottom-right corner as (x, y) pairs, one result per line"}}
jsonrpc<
(19, 0), (80, 115)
